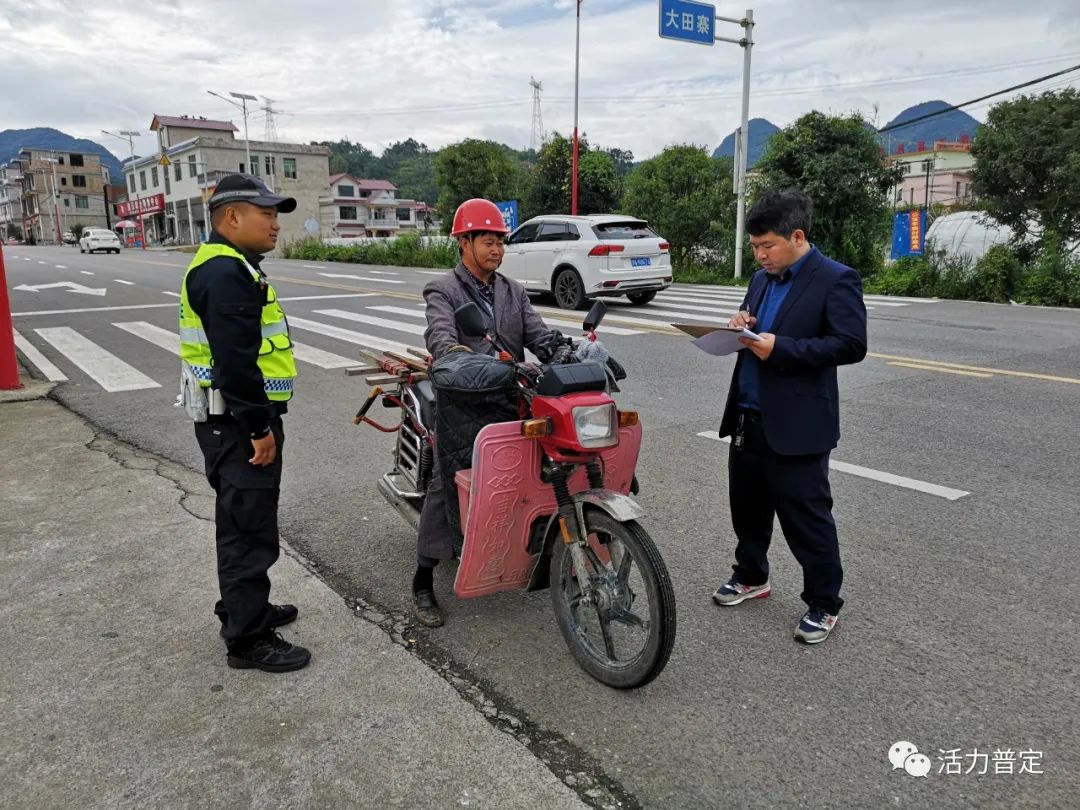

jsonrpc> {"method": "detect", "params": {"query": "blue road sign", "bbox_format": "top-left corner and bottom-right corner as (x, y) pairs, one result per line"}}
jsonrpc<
(659, 0), (715, 46)
(495, 200), (520, 231)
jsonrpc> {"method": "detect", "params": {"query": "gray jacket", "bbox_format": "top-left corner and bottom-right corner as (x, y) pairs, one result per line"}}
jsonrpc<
(423, 264), (557, 361)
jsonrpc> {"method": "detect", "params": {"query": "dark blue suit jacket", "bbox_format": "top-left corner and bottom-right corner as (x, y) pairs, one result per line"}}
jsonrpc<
(719, 249), (868, 455)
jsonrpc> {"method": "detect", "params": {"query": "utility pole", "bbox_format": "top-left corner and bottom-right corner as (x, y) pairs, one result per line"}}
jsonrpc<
(923, 157), (933, 212)
(571, 0), (582, 215)
(102, 129), (147, 251)
(719, 8), (755, 279)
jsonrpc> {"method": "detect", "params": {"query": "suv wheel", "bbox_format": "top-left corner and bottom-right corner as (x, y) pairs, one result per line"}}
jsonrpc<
(626, 290), (657, 306)
(553, 267), (586, 310)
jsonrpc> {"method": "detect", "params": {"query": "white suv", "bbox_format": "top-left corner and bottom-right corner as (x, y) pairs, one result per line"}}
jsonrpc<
(501, 214), (673, 309)
(79, 228), (122, 254)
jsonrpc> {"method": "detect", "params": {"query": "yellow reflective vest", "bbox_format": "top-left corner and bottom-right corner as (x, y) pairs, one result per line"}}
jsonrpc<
(178, 242), (296, 401)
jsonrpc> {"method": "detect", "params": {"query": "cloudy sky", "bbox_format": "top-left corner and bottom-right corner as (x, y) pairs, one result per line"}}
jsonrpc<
(3, 0), (1079, 162)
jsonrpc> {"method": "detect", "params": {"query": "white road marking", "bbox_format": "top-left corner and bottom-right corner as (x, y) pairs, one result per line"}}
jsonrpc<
(34, 327), (160, 392)
(696, 431), (970, 500)
(38, 260), (46, 264)
(12, 329), (68, 381)
(303, 264), (327, 269)
(114, 321), (357, 370)
(80, 271), (94, 276)
(317, 272), (405, 285)
(114, 321), (178, 353)
(13, 303), (176, 317)
(368, 270), (400, 276)
(289, 342), (358, 369)
(55, 265), (67, 269)
(162, 291), (181, 297)
(113, 279), (135, 285)
(280, 293), (378, 302)
(287, 316), (414, 356)
(366, 305), (643, 336)
(314, 309), (426, 335)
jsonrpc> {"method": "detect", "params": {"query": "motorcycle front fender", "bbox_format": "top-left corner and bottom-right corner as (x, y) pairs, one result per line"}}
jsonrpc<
(575, 489), (645, 523)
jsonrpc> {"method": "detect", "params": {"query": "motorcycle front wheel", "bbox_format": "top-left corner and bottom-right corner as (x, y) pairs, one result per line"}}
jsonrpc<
(550, 510), (676, 689)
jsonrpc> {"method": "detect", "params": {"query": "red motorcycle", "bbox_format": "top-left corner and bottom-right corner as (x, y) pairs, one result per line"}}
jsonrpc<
(352, 302), (676, 688)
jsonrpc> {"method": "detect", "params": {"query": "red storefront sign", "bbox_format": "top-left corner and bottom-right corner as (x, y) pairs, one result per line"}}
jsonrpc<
(116, 193), (166, 218)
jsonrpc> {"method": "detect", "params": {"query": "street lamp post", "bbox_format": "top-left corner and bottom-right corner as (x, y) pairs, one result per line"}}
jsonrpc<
(102, 129), (147, 251)
(571, 0), (582, 216)
(208, 90), (257, 174)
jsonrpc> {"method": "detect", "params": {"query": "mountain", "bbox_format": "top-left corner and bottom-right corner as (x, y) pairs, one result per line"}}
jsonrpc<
(879, 100), (981, 155)
(712, 118), (781, 167)
(0, 128), (124, 182)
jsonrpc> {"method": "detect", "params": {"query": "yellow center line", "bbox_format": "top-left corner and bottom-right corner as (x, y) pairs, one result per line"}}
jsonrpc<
(887, 361), (993, 379)
(870, 352), (1080, 385)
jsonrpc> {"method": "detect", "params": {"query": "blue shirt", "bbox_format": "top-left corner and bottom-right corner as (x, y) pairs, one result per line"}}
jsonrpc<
(736, 247), (816, 411)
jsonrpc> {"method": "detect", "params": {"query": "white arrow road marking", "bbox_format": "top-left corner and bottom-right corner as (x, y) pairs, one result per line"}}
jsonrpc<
(114, 279), (135, 285)
(317, 272), (405, 284)
(13, 281), (106, 296)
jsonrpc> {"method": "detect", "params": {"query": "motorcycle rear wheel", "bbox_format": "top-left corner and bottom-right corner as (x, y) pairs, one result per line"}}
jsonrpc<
(550, 511), (676, 689)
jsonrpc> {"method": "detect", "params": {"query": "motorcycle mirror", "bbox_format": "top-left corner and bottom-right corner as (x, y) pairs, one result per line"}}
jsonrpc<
(454, 302), (489, 338)
(583, 300), (607, 332)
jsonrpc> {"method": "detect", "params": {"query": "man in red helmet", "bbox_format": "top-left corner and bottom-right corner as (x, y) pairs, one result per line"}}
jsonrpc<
(412, 198), (568, 627)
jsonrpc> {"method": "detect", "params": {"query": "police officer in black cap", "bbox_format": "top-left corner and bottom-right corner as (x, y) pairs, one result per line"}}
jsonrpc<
(179, 174), (310, 672)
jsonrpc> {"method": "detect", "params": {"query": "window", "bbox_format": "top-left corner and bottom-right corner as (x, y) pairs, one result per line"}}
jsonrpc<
(63, 198), (70, 207)
(339, 206), (358, 221)
(72, 174), (86, 188)
(956, 181), (961, 199)
(566, 224), (581, 241)
(188, 155), (197, 178)
(174, 163), (182, 182)
(164, 173), (170, 195)
(151, 167), (159, 187)
(70, 154), (84, 167)
(508, 223), (540, 244)
(265, 155), (276, 177)
(140, 171), (146, 191)
(129, 174), (136, 193)
(249, 157), (259, 176)
(75, 195), (89, 209)
(900, 163), (913, 176)
(396, 207), (411, 221)
(591, 221), (658, 240)
(337, 184), (354, 197)
(61, 177), (68, 186)
(283, 158), (297, 179)
(536, 223), (568, 242)
(58, 155), (65, 165)
(239, 163), (245, 174)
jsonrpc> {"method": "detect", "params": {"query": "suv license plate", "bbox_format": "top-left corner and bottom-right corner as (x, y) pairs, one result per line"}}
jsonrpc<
(631, 257), (651, 267)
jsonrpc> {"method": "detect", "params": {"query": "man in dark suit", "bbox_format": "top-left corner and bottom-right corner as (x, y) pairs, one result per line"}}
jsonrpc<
(712, 189), (867, 644)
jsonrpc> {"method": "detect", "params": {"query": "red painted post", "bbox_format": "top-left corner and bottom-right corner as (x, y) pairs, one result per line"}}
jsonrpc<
(0, 242), (23, 390)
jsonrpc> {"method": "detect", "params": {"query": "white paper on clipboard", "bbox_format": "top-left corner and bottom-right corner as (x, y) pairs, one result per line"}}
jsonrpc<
(671, 323), (762, 357)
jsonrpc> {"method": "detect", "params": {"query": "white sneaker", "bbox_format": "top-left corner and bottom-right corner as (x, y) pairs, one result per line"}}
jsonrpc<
(711, 577), (772, 606)
(793, 608), (837, 644)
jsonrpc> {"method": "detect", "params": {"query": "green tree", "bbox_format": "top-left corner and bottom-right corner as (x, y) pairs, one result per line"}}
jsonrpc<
(529, 133), (620, 215)
(621, 145), (737, 269)
(434, 139), (522, 230)
(971, 88), (1080, 246)
(69, 222), (86, 241)
(314, 139), (377, 177)
(753, 111), (903, 275)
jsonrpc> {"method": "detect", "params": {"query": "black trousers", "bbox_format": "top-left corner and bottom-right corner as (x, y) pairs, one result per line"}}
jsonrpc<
(416, 452), (461, 566)
(194, 416), (284, 649)
(727, 411), (844, 614)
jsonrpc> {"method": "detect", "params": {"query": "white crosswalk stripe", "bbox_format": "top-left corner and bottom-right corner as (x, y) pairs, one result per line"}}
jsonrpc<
(34, 327), (160, 392)
(315, 309), (426, 336)
(113, 321), (358, 370)
(287, 316), (414, 356)
(12, 328), (68, 381)
(366, 305), (643, 336)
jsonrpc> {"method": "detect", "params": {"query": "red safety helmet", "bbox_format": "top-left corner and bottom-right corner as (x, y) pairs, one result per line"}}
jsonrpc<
(450, 198), (509, 237)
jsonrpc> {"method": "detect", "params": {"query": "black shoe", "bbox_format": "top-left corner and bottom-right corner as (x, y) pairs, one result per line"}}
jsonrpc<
(219, 603), (298, 639)
(412, 589), (444, 628)
(227, 632), (311, 673)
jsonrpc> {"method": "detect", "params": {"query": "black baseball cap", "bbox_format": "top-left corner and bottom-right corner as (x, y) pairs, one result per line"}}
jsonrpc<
(207, 173), (297, 213)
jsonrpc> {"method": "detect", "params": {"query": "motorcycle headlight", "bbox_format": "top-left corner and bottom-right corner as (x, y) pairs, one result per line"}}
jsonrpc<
(572, 404), (617, 448)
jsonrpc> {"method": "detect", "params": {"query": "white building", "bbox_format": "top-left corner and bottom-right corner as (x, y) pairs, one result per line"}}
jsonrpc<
(119, 114), (331, 249)
(0, 163), (22, 238)
(320, 174), (434, 239)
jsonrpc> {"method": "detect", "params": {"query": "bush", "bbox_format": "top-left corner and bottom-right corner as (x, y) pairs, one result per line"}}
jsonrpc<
(1017, 236), (1080, 307)
(283, 232), (458, 269)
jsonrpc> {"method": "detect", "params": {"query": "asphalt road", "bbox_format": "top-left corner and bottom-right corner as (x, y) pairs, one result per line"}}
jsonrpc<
(6, 243), (1078, 808)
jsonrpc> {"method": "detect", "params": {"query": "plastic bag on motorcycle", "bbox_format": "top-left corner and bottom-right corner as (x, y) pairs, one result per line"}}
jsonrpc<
(429, 351), (520, 540)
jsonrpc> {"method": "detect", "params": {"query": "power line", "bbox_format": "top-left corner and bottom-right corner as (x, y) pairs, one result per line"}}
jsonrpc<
(877, 63), (1080, 133)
